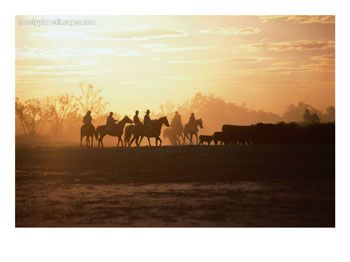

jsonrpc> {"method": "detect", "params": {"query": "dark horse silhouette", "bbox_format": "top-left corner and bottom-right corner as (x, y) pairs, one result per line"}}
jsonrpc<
(80, 124), (96, 147)
(95, 116), (133, 147)
(125, 116), (169, 147)
(183, 118), (203, 145)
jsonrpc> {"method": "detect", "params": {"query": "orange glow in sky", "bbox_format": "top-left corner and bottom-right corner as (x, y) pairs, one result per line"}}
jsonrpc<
(16, 16), (335, 114)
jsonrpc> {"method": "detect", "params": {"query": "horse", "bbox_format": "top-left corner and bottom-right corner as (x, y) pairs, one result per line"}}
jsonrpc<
(95, 116), (133, 147)
(163, 123), (184, 145)
(80, 124), (96, 148)
(183, 118), (203, 145)
(125, 116), (169, 147)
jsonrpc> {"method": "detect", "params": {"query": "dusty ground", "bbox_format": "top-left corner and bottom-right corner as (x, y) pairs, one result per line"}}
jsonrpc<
(16, 145), (335, 227)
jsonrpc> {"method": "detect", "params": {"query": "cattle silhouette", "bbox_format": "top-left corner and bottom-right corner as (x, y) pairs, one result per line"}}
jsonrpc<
(221, 122), (335, 145)
(199, 135), (213, 145)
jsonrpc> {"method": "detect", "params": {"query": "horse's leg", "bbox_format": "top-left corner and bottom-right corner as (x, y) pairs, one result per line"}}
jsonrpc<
(146, 137), (151, 146)
(138, 136), (144, 146)
(195, 133), (198, 145)
(158, 137), (162, 146)
(91, 136), (94, 148)
(185, 133), (190, 145)
(117, 137), (123, 147)
(80, 135), (83, 147)
(129, 136), (135, 147)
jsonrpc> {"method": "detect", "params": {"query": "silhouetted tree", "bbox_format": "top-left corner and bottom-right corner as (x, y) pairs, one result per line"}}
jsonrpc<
(303, 108), (320, 124)
(323, 106), (335, 122)
(282, 102), (322, 123)
(15, 97), (51, 135)
(78, 83), (107, 116)
(47, 94), (79, 136)
(158, 102), (176, 117)
(176, 92), (281, 133)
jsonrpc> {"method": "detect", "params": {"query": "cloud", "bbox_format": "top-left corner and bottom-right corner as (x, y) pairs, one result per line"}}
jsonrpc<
(140, 43), (213, 52)
(252, 40), (335, 51)
(310, 54), (335, 63)
(259, 16), (335, 25)
(16, 47), (144, 60)
(199, 26), (261, 36)
(169, 58), (221, 64)
(225, 57), (273, 63)
(30, 31), (87, 39)
(90, 26), (188, 40)
(30, 26), (188, 41)
(262, 54), (335, 74)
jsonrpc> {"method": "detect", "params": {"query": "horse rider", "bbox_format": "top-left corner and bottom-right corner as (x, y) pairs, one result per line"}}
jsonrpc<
(133, 110), (142, 126)
(106, 112), (117, 133)
(188, 113), (196, 131)
(144, 109), (152, 126)
(83, 110), (93, 127)
(143, 109), (152, 134)
(171, 111), (182, 128)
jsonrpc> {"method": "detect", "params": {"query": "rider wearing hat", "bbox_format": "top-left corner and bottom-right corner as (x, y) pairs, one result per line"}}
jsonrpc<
(133, 110), (142, 126)
(83, 110), (92, 126)
(144, 109), (152, 126)
(171, 111), (182, 128)
(188, 112), (196, 131)
(106, 112), (117, 133)
(189, 113), (195, 124)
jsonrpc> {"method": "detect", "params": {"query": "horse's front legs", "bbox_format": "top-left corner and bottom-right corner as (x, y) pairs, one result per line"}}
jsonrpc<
(158, 137), (162, 146)
(138, 136), (144, 147)
(117, 136), (124, 147)
(183, 133), (190, 145)
(147, 137), (151, 146)
(129, 136), (135, 147)
(195, 133), (198, 145)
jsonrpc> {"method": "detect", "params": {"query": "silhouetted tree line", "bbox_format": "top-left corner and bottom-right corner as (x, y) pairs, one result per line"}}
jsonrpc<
(158, 93), (335, 134)
(16, 83), (107, 138)
(16, 88), (335, 145)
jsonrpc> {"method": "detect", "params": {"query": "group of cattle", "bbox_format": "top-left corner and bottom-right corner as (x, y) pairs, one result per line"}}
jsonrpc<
(199, 122), (335, 146)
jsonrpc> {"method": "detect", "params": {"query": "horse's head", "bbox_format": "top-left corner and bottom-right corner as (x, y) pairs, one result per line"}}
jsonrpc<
(198, 118), (203, 129)
(122, 115), (133, 124)
(160, 116), (170, 127)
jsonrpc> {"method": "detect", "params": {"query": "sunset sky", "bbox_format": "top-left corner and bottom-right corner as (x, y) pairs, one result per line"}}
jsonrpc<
(15, 16), (335, 114)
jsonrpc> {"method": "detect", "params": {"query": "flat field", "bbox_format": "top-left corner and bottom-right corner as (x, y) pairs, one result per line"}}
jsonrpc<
(15, 145), (335, 227)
